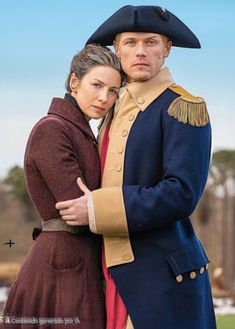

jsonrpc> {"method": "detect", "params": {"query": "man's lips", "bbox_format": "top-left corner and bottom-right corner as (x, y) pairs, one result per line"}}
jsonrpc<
(132, 63), (149, 67)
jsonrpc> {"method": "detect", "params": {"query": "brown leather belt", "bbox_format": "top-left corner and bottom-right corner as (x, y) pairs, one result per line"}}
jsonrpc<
(42, 218), (84, 234)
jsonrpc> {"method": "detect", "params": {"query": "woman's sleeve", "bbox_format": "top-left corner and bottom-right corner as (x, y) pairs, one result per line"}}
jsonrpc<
(25, 117), (84, 201)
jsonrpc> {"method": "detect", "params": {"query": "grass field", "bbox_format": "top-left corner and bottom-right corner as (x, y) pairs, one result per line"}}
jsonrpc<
(216, 315), (235, 329)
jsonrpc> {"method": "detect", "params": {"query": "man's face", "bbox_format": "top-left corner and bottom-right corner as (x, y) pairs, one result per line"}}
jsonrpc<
(114, 32), (172, 83)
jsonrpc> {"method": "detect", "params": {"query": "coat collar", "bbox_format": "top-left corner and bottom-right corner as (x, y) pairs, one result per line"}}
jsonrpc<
(47, 95), (96, 141)
(126, 66), (174, 111)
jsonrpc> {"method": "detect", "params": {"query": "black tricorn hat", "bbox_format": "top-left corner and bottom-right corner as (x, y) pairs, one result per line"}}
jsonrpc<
(86, 5), (201, 48)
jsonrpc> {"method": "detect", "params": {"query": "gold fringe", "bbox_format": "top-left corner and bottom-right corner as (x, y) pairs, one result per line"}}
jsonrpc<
(167, 97), (209, 127)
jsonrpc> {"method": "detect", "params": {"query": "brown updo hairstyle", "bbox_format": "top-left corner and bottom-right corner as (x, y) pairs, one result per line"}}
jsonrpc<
(65, 44), (124, 92)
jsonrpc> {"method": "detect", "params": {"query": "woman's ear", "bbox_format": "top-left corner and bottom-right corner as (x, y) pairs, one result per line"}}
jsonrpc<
(69, 73), (79, 93)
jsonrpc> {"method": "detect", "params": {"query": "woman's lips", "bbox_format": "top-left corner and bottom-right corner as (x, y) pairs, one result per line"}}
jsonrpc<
(92, 105), (106, 111)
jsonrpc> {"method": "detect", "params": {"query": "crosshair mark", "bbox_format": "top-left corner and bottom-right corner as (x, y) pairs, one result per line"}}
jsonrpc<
(3, 239), (15, 248)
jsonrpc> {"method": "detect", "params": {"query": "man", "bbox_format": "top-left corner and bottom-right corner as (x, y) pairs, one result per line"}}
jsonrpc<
(56, 5), (216, 329)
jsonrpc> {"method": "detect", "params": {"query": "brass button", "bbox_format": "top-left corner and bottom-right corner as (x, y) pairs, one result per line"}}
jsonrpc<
(190, 271), (196, 279)
(176, 275), (183, 283)
(122, 253), (132, 261)
(122, 130), (128, 137)
(128, 113), (135, 121)
(206, 263), (209, 270)
(137, 97), (145, 104)
(200, 267), (205, 274)
(117, 146), (124, 154)
(119, 237), (128, 244)
(171, 83), (178, 88)
(115, 164), (122, 172)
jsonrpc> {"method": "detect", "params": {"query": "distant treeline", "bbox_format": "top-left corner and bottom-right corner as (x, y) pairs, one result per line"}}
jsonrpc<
(1, 149), (235, 292)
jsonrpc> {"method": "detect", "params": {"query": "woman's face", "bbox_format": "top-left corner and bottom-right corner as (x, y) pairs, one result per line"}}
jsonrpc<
(70, 66), (121, 120)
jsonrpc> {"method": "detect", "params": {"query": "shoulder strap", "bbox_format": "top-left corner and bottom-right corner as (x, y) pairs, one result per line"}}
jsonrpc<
(167, 84), (209, 127)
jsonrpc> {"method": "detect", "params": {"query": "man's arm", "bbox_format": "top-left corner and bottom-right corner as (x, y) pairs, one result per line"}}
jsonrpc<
(56, 119), (211, 233)
(90, 105), (211, 235)
(56, 98), (211, 234)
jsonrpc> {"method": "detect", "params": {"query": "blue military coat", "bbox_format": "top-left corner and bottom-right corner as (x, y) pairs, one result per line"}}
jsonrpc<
(91, 67), (216, 329)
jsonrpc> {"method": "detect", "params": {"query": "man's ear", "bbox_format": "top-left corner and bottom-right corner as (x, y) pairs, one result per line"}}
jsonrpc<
(113, 42), (120, 59)
(69, 73), (79, 92)
(164, 40), (172, 59)
(113, 34), (121, 59)
(115, 49), (121, 60)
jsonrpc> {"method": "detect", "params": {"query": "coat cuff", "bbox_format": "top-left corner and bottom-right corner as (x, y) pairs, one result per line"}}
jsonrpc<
(92, 186), (128, 235)
(87, 194), (97, 233)
(92, 187), (134, 267)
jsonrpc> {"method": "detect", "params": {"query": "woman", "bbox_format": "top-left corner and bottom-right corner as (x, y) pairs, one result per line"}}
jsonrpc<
(3, 44), (122, 328)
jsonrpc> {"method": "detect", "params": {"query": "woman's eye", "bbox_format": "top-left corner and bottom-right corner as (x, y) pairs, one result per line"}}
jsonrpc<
(109, 89), (118, 95)
(92, 83), (101, 88)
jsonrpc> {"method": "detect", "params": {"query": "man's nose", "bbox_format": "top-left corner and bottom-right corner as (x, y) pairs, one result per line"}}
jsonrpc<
(135, 43), (147, 57)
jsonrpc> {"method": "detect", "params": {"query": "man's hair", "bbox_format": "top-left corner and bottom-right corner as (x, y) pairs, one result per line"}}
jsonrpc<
(114, 32), (171, 50)
(65, 44), (122, 92)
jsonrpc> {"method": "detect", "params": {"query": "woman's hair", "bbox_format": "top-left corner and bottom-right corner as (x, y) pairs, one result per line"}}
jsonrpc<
(65, 44), (123, 92)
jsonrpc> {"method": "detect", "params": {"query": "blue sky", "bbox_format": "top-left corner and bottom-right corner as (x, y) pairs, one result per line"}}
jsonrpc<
(0, 0), (234, 177)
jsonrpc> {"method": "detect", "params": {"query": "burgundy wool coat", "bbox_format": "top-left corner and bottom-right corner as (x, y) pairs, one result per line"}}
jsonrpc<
(2, 95), (105, 329)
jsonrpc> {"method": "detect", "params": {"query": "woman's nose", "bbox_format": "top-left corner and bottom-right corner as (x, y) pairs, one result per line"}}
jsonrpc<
(98, 90), (108, 102)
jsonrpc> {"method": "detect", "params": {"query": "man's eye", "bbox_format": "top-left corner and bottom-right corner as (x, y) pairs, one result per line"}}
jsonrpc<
(125, 40), (135, 46)
(146, 39), (157, 46)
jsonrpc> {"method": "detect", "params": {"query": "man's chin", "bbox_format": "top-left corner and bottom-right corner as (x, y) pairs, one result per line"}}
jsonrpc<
(129, 73), (152, 82)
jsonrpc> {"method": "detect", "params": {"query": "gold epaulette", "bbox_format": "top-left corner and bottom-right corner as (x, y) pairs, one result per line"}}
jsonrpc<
(167, 84), (209, 127)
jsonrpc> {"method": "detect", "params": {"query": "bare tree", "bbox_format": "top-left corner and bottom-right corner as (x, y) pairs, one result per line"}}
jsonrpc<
(210, 150), (235, 291)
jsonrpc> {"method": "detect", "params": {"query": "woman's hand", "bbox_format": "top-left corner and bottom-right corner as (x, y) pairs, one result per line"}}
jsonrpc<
(55, 178), (91, 226)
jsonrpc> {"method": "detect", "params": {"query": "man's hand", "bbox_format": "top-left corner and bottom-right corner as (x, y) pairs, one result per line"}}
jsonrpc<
(55, 178), (91, 226)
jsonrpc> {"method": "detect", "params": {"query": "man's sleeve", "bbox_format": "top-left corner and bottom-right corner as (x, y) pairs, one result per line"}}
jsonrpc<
(90, 105), (211, 234)
(90, 186), (128, 234)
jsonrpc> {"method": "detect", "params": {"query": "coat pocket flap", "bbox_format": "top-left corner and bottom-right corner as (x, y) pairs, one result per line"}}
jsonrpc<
(165, 240), (209, 276)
